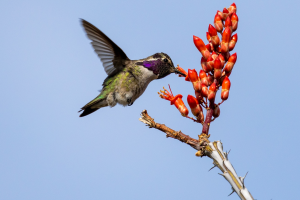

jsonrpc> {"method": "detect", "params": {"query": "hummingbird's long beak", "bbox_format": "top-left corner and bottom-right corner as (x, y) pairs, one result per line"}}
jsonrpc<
(174, 68), (186, 77)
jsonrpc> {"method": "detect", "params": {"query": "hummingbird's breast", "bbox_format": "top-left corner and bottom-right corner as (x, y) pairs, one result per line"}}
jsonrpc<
(115, 65), (158, 106)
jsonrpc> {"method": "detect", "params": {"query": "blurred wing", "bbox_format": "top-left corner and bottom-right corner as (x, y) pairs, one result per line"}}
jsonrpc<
(81, 19), (129, 76)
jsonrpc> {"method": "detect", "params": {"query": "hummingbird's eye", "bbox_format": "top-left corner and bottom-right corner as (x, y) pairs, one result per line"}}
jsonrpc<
(163, 58), (168, 63)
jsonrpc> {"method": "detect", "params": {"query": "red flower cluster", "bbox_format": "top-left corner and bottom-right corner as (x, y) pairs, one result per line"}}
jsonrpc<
(159, 3), (238, 125)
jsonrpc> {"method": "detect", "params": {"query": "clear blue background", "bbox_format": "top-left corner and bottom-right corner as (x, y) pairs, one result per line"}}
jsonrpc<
(0, 0), (298, 199)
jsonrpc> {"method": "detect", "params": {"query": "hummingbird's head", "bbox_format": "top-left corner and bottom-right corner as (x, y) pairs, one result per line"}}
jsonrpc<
(137, 53), (186, 79)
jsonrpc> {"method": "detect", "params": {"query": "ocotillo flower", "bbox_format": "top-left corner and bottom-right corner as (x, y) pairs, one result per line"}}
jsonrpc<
(218, 54), (225, 67)
(206, 43), (213, 52)
(228, 3), (237, 14)
(211, 51), (218, 60)
(222, 8), (229, 20)
(204, 56), (214, 72)
(193, 35), (210, 60)
(224, 53), (237, 74)
(221, 76), (231, 100)
(214, 57), (222, 79)
(225, 17), (232, 33)
(207, 73), (214, 86)
(187, 95), (204, 122)
(188, 69), (202, 92)
(208, 82), (217, 101)
(199, 70), (208, 86)
(206, 32), (211, 42)
(229, 33), (238, 51)
(214, 13), (223, 32)
(220, 27), (231, 53)
(158, 86), (189, 116)
(208, 24), (220, 46)
(231, 13), (238, 32)
(176, 65), (190, 81)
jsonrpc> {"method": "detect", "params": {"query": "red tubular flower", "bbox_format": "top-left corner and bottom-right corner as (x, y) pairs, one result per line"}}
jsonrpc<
(207, 73), (214, 86)
(204, 56), (214, 72)
(211, 51), (218, 60)
(187, 95), (204, 122)
(199, 70), (208, 86)
(218, 54), (225, 68)
(206, 43), (213, 52)
(231, 13), (238, 32)
(225, 17), (232, 32)
(222, 8), (229, 20)
(221, 76), (231, 100)
(208, 24), (220, 46)
(208, 82), (217, 101)
(158, 86), (189, 116)
(193, 35), (210, 60)
(222, 51), (230, 61)
(214, 13), (223, 32)
(224, 53), (237, 74)
(176, 66), (190, 81)
(229, 33), (238, 51)
(187, 95), (203, 121)
(213, 105), (220, 118)
(201, 85), (208, 98)
(220, 27), (231, 53)
(188, 69), (202, 92)
(228, 3), (237, 14)
(214, 57), (222, 79)
(206, 32), (211, 41)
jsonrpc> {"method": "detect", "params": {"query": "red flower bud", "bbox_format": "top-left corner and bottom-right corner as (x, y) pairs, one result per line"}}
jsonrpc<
(225, 17), (232, 32)
(229, 33), (238, 51)
(213, 105), (220, 118)
(222, 52), (230, 61)
(193, 35), (210, 60)
(222, 8), (229, 20)
(228, 3), (237, 14)
(199, 70), (208, 86)
(211, 51), (218, 60)
(207, 74), (214, 86)
(201, 85), (208, 97)
(214, 13), (223, 32)
(176, 66), (190, 81)
(208, 24), (220, 46)
(231, 13), (239, 32)
(220, 27), (231, 53)
(208, 82), (217, 101)
(188, 69), (202, 92)
(206, 32), (211, 41)
(206, 43), (213, 52)
(214, 57), (222, 79)
(187, 95), (202, 117)
(205, 56), (214, 72)
(221, 76), (231, 100)
(224, 53), (237, 74)
(218, 53), (225, 67)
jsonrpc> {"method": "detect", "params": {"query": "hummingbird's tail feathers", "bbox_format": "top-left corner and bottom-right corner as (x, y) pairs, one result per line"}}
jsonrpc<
(79, 107), (100, 117)
(79, 94), (108, 117)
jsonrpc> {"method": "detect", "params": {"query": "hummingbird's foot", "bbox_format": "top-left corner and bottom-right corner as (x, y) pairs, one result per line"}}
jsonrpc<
(127, 98), (133, 106)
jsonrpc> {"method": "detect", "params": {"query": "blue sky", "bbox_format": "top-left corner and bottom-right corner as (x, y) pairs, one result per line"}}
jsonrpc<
(1, 0), (299, 199)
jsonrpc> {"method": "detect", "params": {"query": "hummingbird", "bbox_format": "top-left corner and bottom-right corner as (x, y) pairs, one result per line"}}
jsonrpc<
(78, 19), (186, 117)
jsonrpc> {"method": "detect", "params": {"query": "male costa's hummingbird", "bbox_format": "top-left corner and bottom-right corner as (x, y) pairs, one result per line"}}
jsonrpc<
(78, 19), (185, 117)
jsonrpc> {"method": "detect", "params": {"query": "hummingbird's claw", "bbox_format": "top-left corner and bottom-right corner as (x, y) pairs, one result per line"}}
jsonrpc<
(127, 98), (133, 106)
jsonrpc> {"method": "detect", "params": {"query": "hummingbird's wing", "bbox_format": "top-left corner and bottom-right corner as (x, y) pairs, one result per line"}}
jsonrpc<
(81, 19), (129, 76)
